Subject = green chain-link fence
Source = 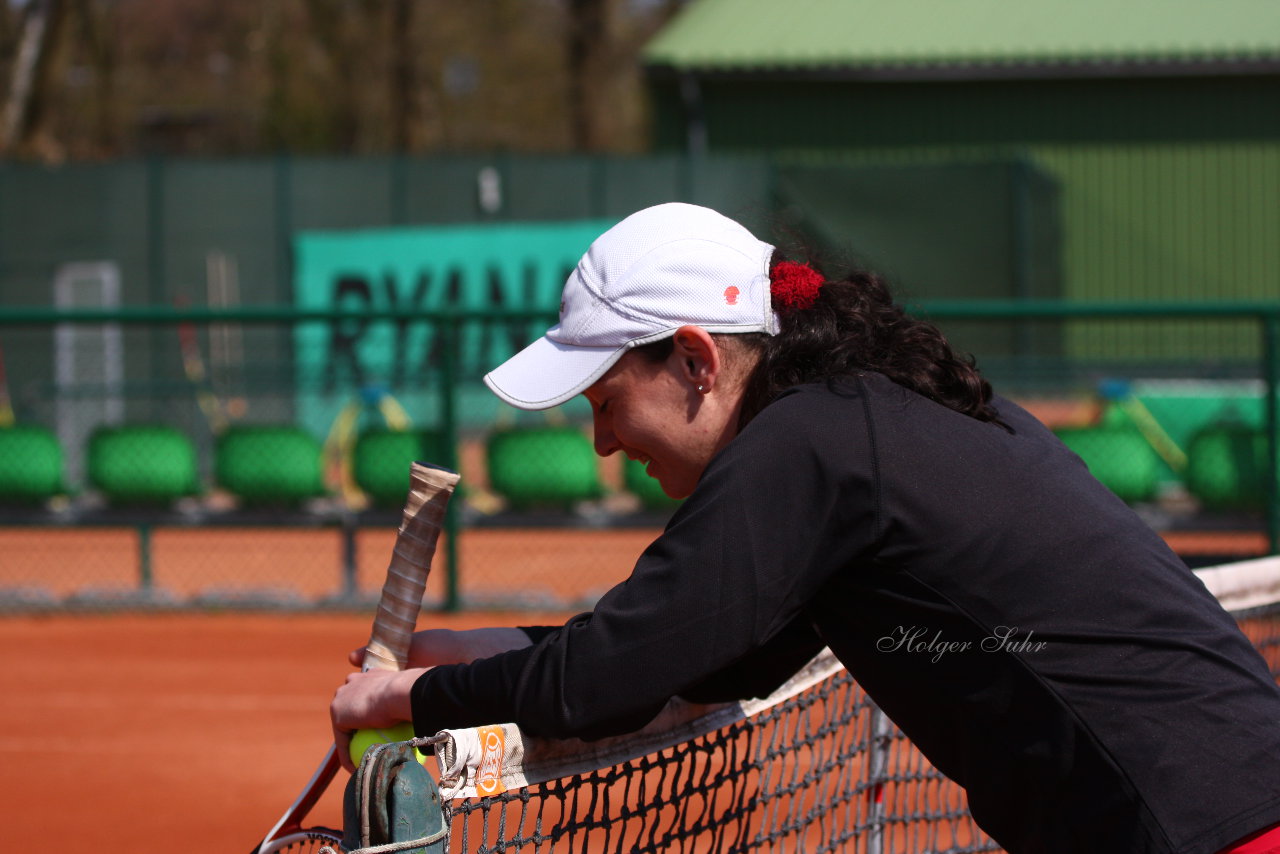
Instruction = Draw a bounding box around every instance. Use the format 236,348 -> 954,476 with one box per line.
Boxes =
0,302 -> 1276,612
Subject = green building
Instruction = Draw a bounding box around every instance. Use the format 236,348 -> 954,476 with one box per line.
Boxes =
644,0 -> 1280,368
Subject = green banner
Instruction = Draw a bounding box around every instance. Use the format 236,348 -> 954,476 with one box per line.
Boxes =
293,219 -> 611,436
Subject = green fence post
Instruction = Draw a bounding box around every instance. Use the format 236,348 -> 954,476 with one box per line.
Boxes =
275,154 -> 294,290
146,157 -> 167,412
1264,311 -> 1280,556
341,514 -> 359,600
1011,157 -> 1035,379
438,313 -> 461,612
137,522 -> 153,593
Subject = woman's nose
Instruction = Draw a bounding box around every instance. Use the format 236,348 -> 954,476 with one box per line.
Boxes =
593,416 -> 618,457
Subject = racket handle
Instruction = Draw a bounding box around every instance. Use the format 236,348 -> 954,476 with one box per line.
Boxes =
363,462 -> 460,673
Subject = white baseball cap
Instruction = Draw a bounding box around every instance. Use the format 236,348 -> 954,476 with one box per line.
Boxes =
484,203 -> 778,410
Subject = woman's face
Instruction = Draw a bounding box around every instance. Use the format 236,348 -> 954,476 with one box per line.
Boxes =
584,331 -> 745,500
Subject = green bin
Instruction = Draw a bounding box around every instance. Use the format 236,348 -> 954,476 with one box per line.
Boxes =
216,425 -> 324,505
88,425 -> 198,504
353,428 -> 446,508
1055,426 -> 1160,504
1185,425 -> 1270,512
486,427 -> 602,509
0,425 -> 64,503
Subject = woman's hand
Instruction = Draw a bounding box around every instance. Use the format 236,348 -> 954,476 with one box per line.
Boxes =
335,628 -> 533,772
331,667 -> 424,773
347,627 -> 533,670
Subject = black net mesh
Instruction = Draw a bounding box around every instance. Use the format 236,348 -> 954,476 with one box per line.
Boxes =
444,671 -> 997,853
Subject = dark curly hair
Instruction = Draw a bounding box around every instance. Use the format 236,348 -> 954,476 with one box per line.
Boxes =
637,256 -> 1005,431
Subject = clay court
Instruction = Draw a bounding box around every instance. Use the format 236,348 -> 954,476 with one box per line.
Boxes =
1,523 -> 647,854
2,612 -> 994,854
0,524 -> 1268,853
1,609 -> 579,853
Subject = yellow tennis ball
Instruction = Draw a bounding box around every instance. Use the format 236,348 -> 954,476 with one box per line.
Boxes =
349,722 -> 426,767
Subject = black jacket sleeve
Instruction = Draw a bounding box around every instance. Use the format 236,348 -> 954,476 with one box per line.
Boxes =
519,614 -> 824,705
677,614 -> 826,704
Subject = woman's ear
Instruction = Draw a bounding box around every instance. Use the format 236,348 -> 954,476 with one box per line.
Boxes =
671,326 -> 720,393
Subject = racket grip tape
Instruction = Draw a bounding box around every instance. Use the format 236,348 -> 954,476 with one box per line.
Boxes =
364,462 -> 460,673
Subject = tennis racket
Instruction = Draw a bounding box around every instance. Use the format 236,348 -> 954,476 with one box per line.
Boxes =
252,461 -> 461,854
175,296 -> 230,434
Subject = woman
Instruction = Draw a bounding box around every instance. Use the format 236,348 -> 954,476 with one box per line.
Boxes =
332,203 -> 1280,853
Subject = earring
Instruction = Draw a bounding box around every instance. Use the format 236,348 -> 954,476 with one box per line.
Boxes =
696,384 -> 706,394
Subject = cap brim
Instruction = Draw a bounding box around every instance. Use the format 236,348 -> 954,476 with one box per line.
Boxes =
484,335 -> 627,410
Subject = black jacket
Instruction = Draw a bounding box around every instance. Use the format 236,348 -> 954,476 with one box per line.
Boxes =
412,373 -> 1280,853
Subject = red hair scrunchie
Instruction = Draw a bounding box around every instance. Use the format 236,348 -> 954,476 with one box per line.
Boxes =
770,260 -> 824,312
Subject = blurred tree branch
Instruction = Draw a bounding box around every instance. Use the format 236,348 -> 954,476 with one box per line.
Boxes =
298,0 -> 365,151
388,0 -> 412,152
71,0 -> 117,155
0,0 -> 688,160
2,0 -> 68,156
567,0 -> 607,151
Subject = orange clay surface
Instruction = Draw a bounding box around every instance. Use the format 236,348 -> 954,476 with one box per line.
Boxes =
2,610 -> 994,854
0,609 -> 574,854
0,518 -> 1265,854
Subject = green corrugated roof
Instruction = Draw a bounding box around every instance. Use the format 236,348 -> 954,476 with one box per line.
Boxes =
643,0 -> 1280,73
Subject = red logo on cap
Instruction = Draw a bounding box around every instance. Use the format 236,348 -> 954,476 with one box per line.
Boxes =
724,286 -> 740,306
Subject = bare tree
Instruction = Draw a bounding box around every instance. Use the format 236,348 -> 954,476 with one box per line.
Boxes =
0,0 -> 683,159
388,0 -> 413,152
0,3 -> 16,64
299,0 -> 368,151
71,0 -> 117,155
566,0 -> 607,151
1,0 -> 68,156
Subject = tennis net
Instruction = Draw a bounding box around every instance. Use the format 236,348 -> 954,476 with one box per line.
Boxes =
419,556 -> 1280,854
